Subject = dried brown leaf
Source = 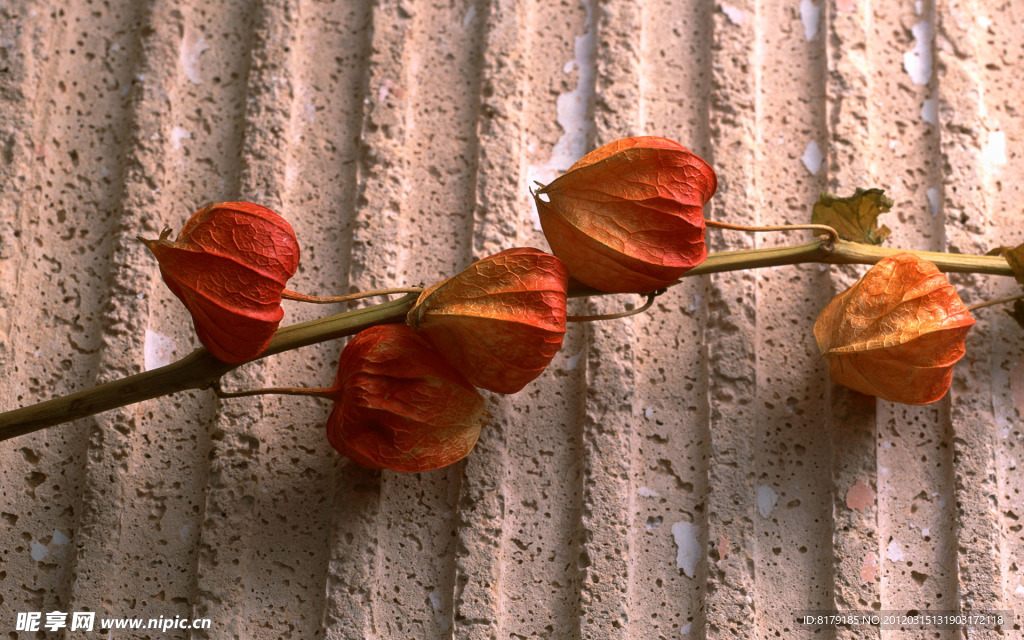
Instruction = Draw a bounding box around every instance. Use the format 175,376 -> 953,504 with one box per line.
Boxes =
811,188 -> 893,245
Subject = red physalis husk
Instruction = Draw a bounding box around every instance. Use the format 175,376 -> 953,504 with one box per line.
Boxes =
141,202 -> 299,363
406,247 -> 569,394
532,136 -> 717,293
814,253 -> 976,405
328,324 -> 486,472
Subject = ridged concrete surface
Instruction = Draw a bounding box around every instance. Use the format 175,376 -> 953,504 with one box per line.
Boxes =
1,1 -> 1022,638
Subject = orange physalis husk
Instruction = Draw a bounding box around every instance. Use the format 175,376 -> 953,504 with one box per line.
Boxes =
814,253 -> 976,405
406,247 -> 569,394
328,324 -> 486,472
141,202 -> 299,363
533,136 -> 717,293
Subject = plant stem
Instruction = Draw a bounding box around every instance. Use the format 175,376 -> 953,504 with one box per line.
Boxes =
567,290 -> 662,322
213,380 -> 337,400
704,219 -> 840,243
966,292 -> 1024,312
0,293 -> 418,442
0,239 -> 1014,442
280,286 -> 423,304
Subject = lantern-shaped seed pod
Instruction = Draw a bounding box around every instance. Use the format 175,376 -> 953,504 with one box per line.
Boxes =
814,252 -> 976,405
140,202 -> 300,363
407,247 -> 569,394
533,136 -> 717,293
328,324 -> 486,472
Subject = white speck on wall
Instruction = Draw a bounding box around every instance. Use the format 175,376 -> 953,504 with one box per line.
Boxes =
638,486 -> 660,498
687,293 -> 703,312
171,126 -> 192,150
802,141 -> 823,174
903,21 -> 934,85
564,348 -> 584,371
180,27 -> 210,85
756,485 -> 778,518
671,521 -> 702,578
30,541 -> 48,561
881,441 -> 893,449
800,0 -> 820,40
920,526 -> 930,538
526,0 -> 595,228
52,530 -> 69,546
977,15 -> 992,29
462,4 -> 476,26
721,3 -> 745,25
915,0 -> 923,14
886,540 -> 904,562
180,525 -> 191,541
920,99 -> 937,124
644,406 -> 654,419
984,130 -> 1007,166
429,591 -> 442,611
926,187 -> 940,216
144,330 -> 176,371
680,622 -> 692,637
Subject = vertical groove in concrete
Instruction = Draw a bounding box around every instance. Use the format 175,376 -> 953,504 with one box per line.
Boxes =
205,0 -> 338,636
869,2 -> 957,634
936,0 -> 1015,634
970,2 -> 1024,630
451,1 -> 518,636
7,0 -> 157,623
750,0 -> 833,636
279,1 -> 377,638
0,0 -> 77,619
352,0 -> 491,636
631,1 -> 715,637
705,2 -> 760,636
824,1 -> 881,635
577,0 -> 640,636
187,0 -> 273,634
316,2 -> 387,636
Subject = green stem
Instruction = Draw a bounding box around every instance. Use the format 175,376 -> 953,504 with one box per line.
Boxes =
0,293 -> 418,441
0,239 -> 1014,442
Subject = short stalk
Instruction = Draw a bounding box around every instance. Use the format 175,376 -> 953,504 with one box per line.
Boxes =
966,292 -> 1024,312
704,219 -> 840,244
567,290 -> 663,322
212,380 -> 336,400
281,286 -> 423,304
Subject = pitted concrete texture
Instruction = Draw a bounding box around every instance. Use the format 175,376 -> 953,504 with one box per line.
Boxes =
1,1 -> 1023,638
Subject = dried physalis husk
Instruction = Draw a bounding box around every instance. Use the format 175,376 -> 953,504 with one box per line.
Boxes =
407,247 -> 569,394
814,253 -> 976,405
328,324 -> 486,472
140,202 -> 300,363
533,136 -> 717,293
